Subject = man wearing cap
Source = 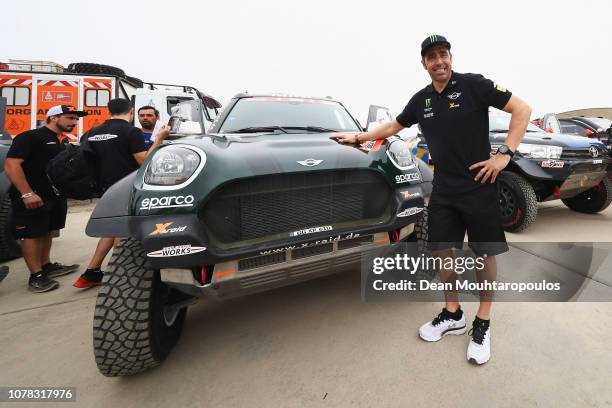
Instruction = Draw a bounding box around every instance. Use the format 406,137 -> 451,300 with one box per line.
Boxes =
4,105 -> 86,292
334,35 -> 532,364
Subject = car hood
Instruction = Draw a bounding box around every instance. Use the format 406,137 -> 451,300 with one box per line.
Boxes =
178,132 -> 377,173
490,131 -> 605,148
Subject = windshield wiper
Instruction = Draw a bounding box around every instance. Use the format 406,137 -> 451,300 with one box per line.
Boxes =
225,126 -> 289,134
280,126 -> 338,133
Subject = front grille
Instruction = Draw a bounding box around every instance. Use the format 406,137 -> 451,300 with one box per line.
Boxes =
238,252 -> 286,271
201,170 -> 393,245
293,243 -> 333,259
561,147 -> 605,160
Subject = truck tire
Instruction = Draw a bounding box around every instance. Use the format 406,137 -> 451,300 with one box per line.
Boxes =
93,238 -> 187,377
66,62 -> 126,78
497,171 -> 538,233
124,75 -> 144,88
562,177 -> 612,214
0,195 -> 21,260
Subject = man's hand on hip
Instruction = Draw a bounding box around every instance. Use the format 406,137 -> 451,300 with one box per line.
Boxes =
469,154 -> 511,184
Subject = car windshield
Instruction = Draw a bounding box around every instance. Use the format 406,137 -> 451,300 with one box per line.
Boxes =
489,115 -> 542,133
587,117 -> 612,130
219,97 -> 361,133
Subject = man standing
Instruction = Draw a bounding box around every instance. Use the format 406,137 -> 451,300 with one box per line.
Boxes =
137,105 -> 160,148
73,98 -> 169,288
334,35 -> 531,364
4,105 -> 85,292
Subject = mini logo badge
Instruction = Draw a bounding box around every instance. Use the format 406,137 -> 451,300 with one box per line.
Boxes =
147,245 -> 206,258
495,84 -> 507,93
447,92 -> 462,100
297,158 -> 323,167
589,146 -> 600,158
449,102 -> 460,109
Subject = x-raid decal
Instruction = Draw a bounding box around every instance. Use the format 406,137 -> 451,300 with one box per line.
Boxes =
260,232 -> 361,255
149,222 -> 187,236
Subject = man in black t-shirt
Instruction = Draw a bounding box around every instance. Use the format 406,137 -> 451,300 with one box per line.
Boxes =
73,98 -> 170,289
334,35 -> 532,365
4,105 -> 86,292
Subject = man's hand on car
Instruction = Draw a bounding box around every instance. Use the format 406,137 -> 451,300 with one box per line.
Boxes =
331,133 -> 361,144
156,124 -> 171,141
23,193 -> 44,209
469,153 -> 511,184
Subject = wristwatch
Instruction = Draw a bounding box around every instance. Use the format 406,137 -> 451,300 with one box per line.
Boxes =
497,144 -> 515,158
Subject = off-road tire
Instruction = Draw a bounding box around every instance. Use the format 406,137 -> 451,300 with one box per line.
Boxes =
66,62 -> 126,78
497,171 -> 538,233
0,195 -> 21,260
93,238 -> 186,377
562,177 -> 612,214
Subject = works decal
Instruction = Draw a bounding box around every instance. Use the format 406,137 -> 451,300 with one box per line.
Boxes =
260,233 -> 361,255
289,225 -> 333,237
140,195 -> 195,210
397,207 -> 424,217
147,245 -> 206,258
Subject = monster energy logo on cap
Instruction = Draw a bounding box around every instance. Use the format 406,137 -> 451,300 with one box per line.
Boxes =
421,34 -> 451,56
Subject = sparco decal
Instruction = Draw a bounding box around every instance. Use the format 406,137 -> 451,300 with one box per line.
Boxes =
289,225 -> 333,237
395,173 -> 421,184
140,195 -> 195,210
397,207 -> 424,217
260,233 -> 361,255
147,245 -> 206,258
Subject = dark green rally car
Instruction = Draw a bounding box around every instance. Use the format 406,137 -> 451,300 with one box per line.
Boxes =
86,94 -> 433,376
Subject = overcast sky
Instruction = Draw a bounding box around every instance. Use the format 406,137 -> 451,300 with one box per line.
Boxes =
3,0 -> 611,128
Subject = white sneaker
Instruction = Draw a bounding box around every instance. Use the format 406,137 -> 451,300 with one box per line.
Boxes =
419,308 -> 467,342
467,319 -> 491,365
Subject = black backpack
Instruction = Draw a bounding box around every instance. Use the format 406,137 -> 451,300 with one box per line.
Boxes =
47,139 -> 99,200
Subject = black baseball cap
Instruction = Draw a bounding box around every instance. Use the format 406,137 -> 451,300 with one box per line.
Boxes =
421,34 -> 451,57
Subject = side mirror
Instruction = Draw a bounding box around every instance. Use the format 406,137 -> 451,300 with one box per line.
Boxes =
177,121 -> 202,134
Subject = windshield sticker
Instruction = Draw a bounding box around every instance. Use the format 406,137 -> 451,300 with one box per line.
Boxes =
245,96 -> 336,105
360,139 -> 384,152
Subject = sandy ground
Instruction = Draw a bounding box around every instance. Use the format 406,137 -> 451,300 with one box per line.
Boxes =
0,200 -> 611,408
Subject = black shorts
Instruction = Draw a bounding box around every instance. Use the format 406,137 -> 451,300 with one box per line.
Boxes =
427,184 -> 508,257
10,194 -> 68,239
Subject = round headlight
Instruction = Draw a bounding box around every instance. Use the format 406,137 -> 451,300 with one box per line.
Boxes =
387,139 -> 415,169
144,146 -> 203,186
